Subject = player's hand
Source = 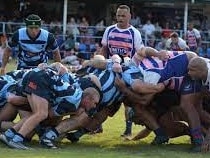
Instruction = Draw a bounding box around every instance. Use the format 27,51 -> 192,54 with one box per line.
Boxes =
112,62 -> 122,73
157,50 -> 170,61
82,60 -> 91,68
114,76 -> 126,90
0,67 -> 6,75
58,65 -> 69,75
157,83 -> 165,92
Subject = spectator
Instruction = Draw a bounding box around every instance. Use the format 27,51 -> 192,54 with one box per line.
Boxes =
0,33 -> 7,66
165,32 -> 189,51
67,17 -> 80,41
142,19 -> 155,37
185,22 -> 201,54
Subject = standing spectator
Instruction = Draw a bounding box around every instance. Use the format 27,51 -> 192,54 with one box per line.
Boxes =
186,22 -> 201,54
162,22 -> 172,39
100,4 -> 144,137
95,19 -> 106,44
0,14 -> 61,74
142,20 -> 155,37
165,32 -> 189,51
0,33 -> 7,66
154,22 -> 162,39
79,16 -> 89,44
130,13 -> 141,28
67,17 -> 80,41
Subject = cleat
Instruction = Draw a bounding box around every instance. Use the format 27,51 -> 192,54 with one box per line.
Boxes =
40,137 -> 57,149
89,127 -> 103,135
66,133 -> 79,143
7,140 -> 29,150
0,134 -> 10,146
121,130 -> 131,137
151,136 -> 169,145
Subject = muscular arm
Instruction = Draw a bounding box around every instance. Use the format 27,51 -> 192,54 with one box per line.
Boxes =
132,80 -> 165,94
83,59 -> 107,69
136,47 -> 169,61
115,77 -> 154,106
55,109 -> 90,134
100,45 -> 108,58
137,47 -> 159,58
53,49 -> 61,62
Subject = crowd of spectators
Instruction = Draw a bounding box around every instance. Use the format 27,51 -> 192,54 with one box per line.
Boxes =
0,6 -> 210,64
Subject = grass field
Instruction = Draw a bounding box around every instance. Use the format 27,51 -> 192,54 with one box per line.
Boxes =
0,60 -> 210,158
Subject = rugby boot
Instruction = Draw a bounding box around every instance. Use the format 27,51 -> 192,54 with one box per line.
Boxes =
7,139 -> 29,150
40,137 -> 57,149
66,128 -> 89,143
39,128 -> 59,149
151,135 -> 169,145
7,133 -> 30,150
66,132 -> 80,143
0,134 -> 10,146
121,120 -> 132,137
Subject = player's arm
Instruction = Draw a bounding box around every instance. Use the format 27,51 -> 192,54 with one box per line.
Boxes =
136,47 -> 169,61
131,80 -> 165,94
115,76 -> 153,105
82,59 -> 107,69
100,45 -> 108,58
53,49 -> 62,62
47,33 -> 61,62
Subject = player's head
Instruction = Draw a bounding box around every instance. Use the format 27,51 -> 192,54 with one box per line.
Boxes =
188,57 -> 207,80
25,14 -> 41,28
116,5 -> 131,29
25,14 -> 41,38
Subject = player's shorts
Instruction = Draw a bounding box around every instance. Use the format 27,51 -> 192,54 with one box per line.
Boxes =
22,70 -> 54,102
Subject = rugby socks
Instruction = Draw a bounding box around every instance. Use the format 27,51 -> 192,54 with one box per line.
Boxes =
4,128 -> 16,139
44,128 -> 59,140
124,120 -> 132,135
190,127 -> 204,145
154,127 -> 167,137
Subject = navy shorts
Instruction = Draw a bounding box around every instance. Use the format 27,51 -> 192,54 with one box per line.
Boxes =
22,70 -> 54,102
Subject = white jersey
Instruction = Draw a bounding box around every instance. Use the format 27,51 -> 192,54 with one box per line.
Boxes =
101,24 -> 144,58
165,37 -> 189,51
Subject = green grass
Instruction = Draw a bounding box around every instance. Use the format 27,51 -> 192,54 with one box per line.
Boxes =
0,60 -> 209,157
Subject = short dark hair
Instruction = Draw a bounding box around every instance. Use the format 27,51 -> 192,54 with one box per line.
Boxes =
170,32 -> 178,38
117,5 -> 130,12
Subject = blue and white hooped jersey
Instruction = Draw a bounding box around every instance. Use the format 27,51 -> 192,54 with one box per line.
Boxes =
0,75 -> 17,108
9,28 -> 58,69
83,66 -> 123,108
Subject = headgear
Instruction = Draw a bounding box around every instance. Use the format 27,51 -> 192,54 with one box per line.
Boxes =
25,14 -> 41,28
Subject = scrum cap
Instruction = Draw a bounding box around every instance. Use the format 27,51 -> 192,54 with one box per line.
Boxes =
25,14 -> 41,28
